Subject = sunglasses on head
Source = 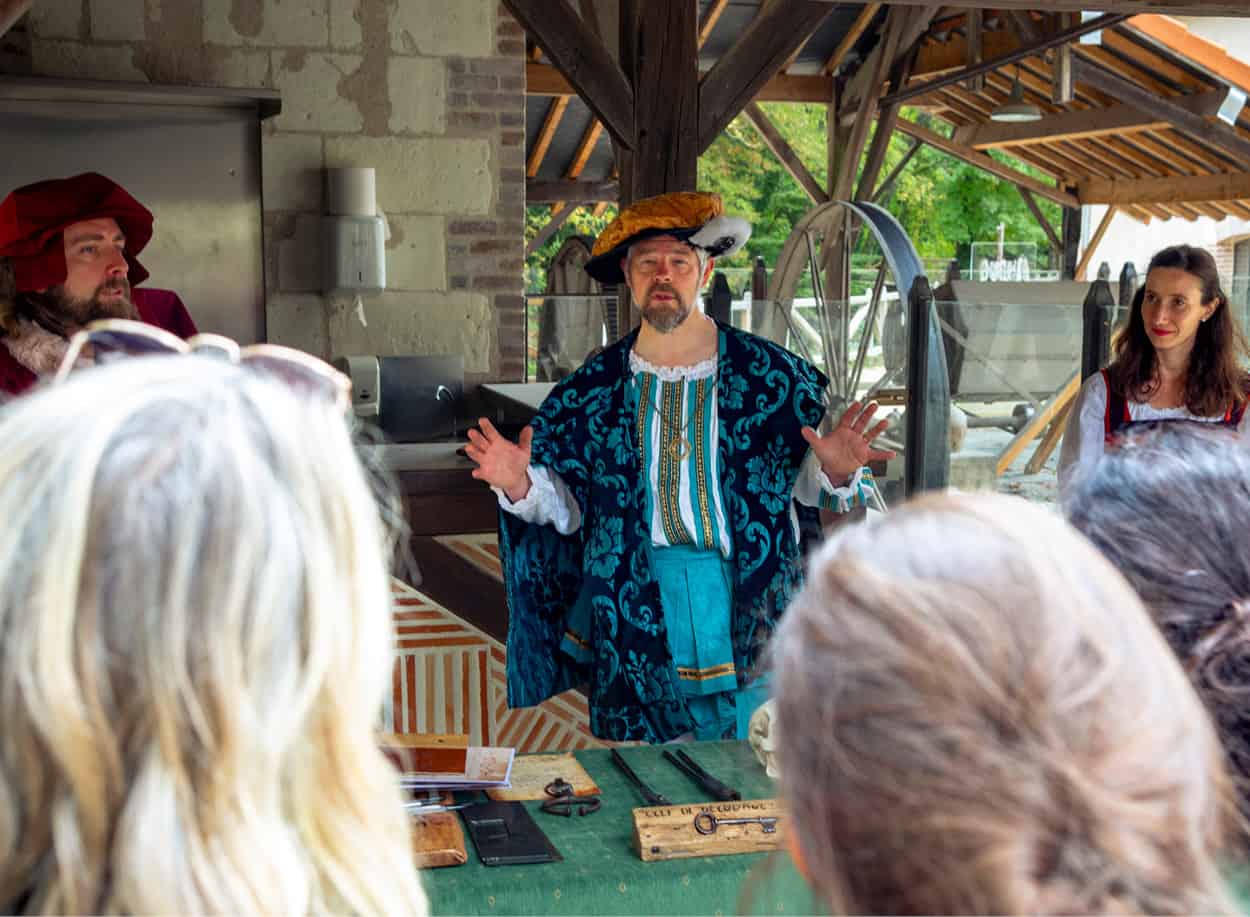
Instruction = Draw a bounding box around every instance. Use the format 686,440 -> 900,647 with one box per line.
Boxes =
54,319 -> 351,412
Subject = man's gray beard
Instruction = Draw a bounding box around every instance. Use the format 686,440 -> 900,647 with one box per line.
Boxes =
640,297 -> 693,334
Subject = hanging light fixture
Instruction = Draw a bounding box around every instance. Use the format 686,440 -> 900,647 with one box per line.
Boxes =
990,66 -> 1043,123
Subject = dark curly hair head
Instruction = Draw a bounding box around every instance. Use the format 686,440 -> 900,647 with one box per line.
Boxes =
1068,420 -> 1250,847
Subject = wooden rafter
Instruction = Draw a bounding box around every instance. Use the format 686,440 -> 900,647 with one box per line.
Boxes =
911,27 -> 1028,79
549,118 -> 604,216
527,96 -> 570,178
743,102 -> 829,204
698,0 -> 835,152
1017,187 -> 1061,253
872,138 -> 923,202
823,2 -> 882,75
813,1 -> 1247,13
526,61 -> 833,104
1075,206 -> 1118,280
502,0 -> 634,148
697,0 -> 730,49
1079,170 -> 1250,205
857,13 -> 931,200
950,91 -> 1227,150
1072,58 -> 1250,165
566,120 -> 603,180
0,0 -> 31,38
1124,14 -> 1250,96
834,7 -> 904,199
576,0 -> 602,40
894,117 -> 1079,207
964,8 -> 985,93
1100,29 -> 1205,93
841,8 -> 938,115
881,12 -> 1128,107
526,205 -> 581,256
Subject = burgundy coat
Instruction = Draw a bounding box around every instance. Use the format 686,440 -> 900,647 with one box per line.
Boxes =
0,288 -> 198,396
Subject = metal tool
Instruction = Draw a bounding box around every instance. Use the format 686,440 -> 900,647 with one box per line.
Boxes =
662,749 -> 741,801
539,778 -> 602,817
405,800 -> 475,814
610,748 -> 672,807
692,812 -> 779,835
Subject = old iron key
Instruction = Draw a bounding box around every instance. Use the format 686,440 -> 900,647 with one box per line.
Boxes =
693,812 -> 779,835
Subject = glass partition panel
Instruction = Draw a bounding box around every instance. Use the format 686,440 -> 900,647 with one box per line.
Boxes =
525,294 -> 617,382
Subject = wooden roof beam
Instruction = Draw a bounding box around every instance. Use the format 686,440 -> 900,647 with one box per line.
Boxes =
698,0 -> 835,152
698,0 -> 731,49
527,96 -> 570,177
1073,57 -> 1250,166
823,2 -> 882,75
526,205 -> 581,256
0,0 -> 31,38
1079,169 -> 1250,205
1123,15 -> 1250,97
809,1 -> 1247,14
502,0 -> 634,149
1017,187 -> 1062,253
911,27 -> 1028,79
894,117 -> 1079,207
1075,205 -> 1118,281
525,61 -> 833,104
743,102 -> 830,204
951,91 -> 1226,150
881,12 -> 1128,107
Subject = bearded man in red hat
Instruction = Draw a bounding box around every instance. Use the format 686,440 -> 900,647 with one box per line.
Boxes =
0,172 -> 197,396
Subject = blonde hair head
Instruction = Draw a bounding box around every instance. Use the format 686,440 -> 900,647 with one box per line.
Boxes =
773,492 -> 1237,915
0,356 -> 426,915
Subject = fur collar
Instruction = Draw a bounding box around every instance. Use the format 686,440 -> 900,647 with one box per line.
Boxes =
1,318 -> 74,377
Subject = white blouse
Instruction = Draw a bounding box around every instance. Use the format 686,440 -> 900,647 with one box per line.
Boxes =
495,352 -> 875,553
1057,371 -> 1249,505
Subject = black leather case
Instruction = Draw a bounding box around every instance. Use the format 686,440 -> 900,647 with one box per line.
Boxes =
461,801 -> 563,866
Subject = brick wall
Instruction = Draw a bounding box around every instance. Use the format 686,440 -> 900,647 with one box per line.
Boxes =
1,0 -> 526,381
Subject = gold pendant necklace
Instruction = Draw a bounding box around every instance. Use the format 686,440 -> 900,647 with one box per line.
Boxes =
649,372 -> 716,463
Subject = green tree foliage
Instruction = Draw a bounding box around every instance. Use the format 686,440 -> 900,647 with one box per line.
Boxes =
524,103 -> 1063,293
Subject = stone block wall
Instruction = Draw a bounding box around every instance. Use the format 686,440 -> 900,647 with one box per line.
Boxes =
2,0 -> 526,380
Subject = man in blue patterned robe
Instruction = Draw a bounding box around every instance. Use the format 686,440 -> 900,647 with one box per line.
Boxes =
467,192 -> 892,742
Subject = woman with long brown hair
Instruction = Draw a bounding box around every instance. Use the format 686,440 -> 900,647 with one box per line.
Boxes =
1058,244 -> 1250,504
772,492 -> 1240,915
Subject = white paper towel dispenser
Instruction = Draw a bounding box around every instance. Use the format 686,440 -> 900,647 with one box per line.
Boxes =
322,166 -> 386,295
322,216 -> 386,293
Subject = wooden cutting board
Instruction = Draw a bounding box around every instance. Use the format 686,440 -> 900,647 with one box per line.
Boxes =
632,798 -> 784,861
412,811 -> 468,868
486,753 -> 600,801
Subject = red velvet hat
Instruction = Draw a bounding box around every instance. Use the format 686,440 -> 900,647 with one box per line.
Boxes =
0,172 -> 153,292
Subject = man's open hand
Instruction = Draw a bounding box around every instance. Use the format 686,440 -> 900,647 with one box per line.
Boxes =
800,400 -> 896,482
465,418 -> 533,503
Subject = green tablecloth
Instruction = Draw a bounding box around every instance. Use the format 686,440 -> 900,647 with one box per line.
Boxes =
420,740 -> 825,916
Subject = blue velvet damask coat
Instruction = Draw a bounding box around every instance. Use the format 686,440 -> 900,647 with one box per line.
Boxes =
499,321 -> 828,742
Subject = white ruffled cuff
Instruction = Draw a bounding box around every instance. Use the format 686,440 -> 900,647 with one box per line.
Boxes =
493,465 -> 582,535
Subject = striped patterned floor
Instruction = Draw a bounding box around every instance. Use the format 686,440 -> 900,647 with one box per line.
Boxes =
387,578 -> 604,752
433,533 -> 502,581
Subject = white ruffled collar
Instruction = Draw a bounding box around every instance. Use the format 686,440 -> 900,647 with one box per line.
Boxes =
628,350 -> 718,382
